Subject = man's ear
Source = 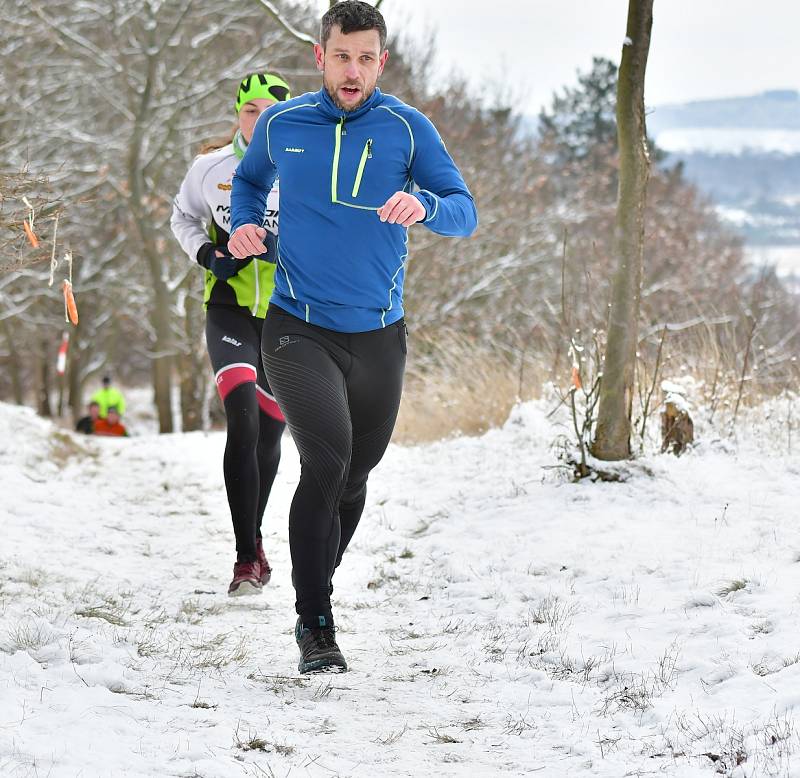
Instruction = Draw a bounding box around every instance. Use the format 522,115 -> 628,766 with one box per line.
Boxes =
377,49 -> 389,76
314,43 -> 325,72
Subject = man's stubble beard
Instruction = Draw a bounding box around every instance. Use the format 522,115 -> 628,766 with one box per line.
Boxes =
323,72 -> 378,113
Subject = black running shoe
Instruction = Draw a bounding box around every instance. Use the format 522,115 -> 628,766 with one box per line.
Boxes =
295,617 -> 348,674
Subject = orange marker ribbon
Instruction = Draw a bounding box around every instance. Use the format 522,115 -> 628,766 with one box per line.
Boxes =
23,220 -> 39,248
62,280 -> 79,325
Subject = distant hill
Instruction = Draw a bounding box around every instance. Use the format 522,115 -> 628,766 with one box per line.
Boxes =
645,91 -> 800,247
648,90 -> 800,134
648,90 -> 800,156
521,91 -> 800,247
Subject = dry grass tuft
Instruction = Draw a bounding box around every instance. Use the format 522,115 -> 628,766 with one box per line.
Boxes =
393,328 -> 540,444
49,430 -> 94,466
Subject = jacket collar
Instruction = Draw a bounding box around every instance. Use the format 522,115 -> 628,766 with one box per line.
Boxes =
316,86 -> 383,121
232,129 -> 247,160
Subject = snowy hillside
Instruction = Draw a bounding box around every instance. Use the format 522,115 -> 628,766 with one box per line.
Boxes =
643,90 -> 800,251
2,401 -> 800,777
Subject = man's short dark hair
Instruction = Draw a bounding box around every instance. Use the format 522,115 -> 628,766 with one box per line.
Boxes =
320,1 -> 387,51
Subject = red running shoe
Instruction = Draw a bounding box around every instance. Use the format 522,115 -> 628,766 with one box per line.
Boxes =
227,560 -> 263,597
256,538 -> 272,585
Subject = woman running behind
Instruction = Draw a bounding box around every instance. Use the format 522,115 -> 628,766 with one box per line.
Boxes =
171,72 -> 291,596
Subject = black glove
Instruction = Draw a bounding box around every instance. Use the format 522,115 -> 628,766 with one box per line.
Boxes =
253,231 -> 278,264
196,243 -> 250,280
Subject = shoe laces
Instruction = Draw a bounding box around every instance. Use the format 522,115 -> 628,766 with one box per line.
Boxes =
300,624 -> 338,648
314,626 -> 338,649
233,560 -> 259,577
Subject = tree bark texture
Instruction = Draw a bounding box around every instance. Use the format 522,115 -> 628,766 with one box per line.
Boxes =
179,290 -> 207,432
128,24 -> 174,434
592,0 -> 653,460
67,335 -> 83,422
38,337 -> 53,418
2,320 -> 25,405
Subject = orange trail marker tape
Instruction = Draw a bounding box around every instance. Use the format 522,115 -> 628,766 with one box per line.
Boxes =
23,220 -> 39,248
62,280 -> 79,325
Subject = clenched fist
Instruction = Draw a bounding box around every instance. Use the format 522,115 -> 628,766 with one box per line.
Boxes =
377,192 -> 426,227
229,224 -> 268,258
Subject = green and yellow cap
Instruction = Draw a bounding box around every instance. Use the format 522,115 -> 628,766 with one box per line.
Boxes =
235,72 -> 291,113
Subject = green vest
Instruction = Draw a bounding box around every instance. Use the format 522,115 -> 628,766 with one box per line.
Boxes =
91,386 -> 126,417
203,130 -> 276,318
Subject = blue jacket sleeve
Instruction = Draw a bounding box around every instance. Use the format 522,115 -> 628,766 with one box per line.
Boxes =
231,110 -> 278,234
407,111 -> 478,237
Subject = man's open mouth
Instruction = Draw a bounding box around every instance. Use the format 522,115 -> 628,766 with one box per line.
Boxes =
341,85 -> 361,99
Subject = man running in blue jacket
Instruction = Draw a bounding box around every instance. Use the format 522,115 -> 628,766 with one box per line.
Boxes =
229,0 -> 477,674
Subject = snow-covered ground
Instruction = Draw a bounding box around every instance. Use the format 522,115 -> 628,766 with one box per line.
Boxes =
2,399 -> 800,777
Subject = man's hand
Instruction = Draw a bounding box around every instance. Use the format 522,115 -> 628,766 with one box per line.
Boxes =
377,192 -> 426,227
229,224 -> 268,258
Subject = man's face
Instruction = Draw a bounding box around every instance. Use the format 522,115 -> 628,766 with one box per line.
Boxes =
315,26 -> 388,112
89,404 -> 100,420
107,410 -> 119,425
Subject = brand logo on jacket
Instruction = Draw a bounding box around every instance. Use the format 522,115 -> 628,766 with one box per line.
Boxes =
285,147 -> 305,154
222,335 -> 242,347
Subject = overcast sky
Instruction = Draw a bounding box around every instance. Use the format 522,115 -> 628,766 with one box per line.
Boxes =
370,0 -> 800,116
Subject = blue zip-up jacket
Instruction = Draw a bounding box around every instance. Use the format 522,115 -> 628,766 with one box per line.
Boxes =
231,87 -> 478,332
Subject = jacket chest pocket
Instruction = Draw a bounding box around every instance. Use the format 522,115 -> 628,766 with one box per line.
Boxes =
350,138 -> 372,198
331,120 -> 387,210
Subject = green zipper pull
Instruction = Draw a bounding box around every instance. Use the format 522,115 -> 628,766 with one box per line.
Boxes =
352,138 -> 373,198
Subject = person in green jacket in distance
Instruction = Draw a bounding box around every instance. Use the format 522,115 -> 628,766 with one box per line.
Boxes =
91,375 -> 126,419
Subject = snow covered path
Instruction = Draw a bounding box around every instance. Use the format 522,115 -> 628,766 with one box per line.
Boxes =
2,402 -> 800,777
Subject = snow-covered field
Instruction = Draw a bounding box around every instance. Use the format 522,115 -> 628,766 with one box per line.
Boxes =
2,399 -> 800,777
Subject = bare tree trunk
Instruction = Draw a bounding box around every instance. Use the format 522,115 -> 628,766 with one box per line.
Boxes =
67,337 -> 83,421
592,0 -> 653,461
149,271 -> 175,433
56,373 -> 66,417
152,348 -> 174,432
38,337 -> 53,418
128,24 -> 174,434
2,320 -> 25,404
179,290 -> 207,432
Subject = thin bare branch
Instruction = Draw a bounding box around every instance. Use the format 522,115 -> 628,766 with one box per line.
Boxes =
251,0 -> 316,46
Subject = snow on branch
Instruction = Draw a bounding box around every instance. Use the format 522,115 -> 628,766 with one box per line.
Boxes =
27,2 -> 124,74
252,0 -> 316,46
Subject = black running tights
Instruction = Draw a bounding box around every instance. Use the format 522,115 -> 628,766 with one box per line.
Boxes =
262,305 -> 406,626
